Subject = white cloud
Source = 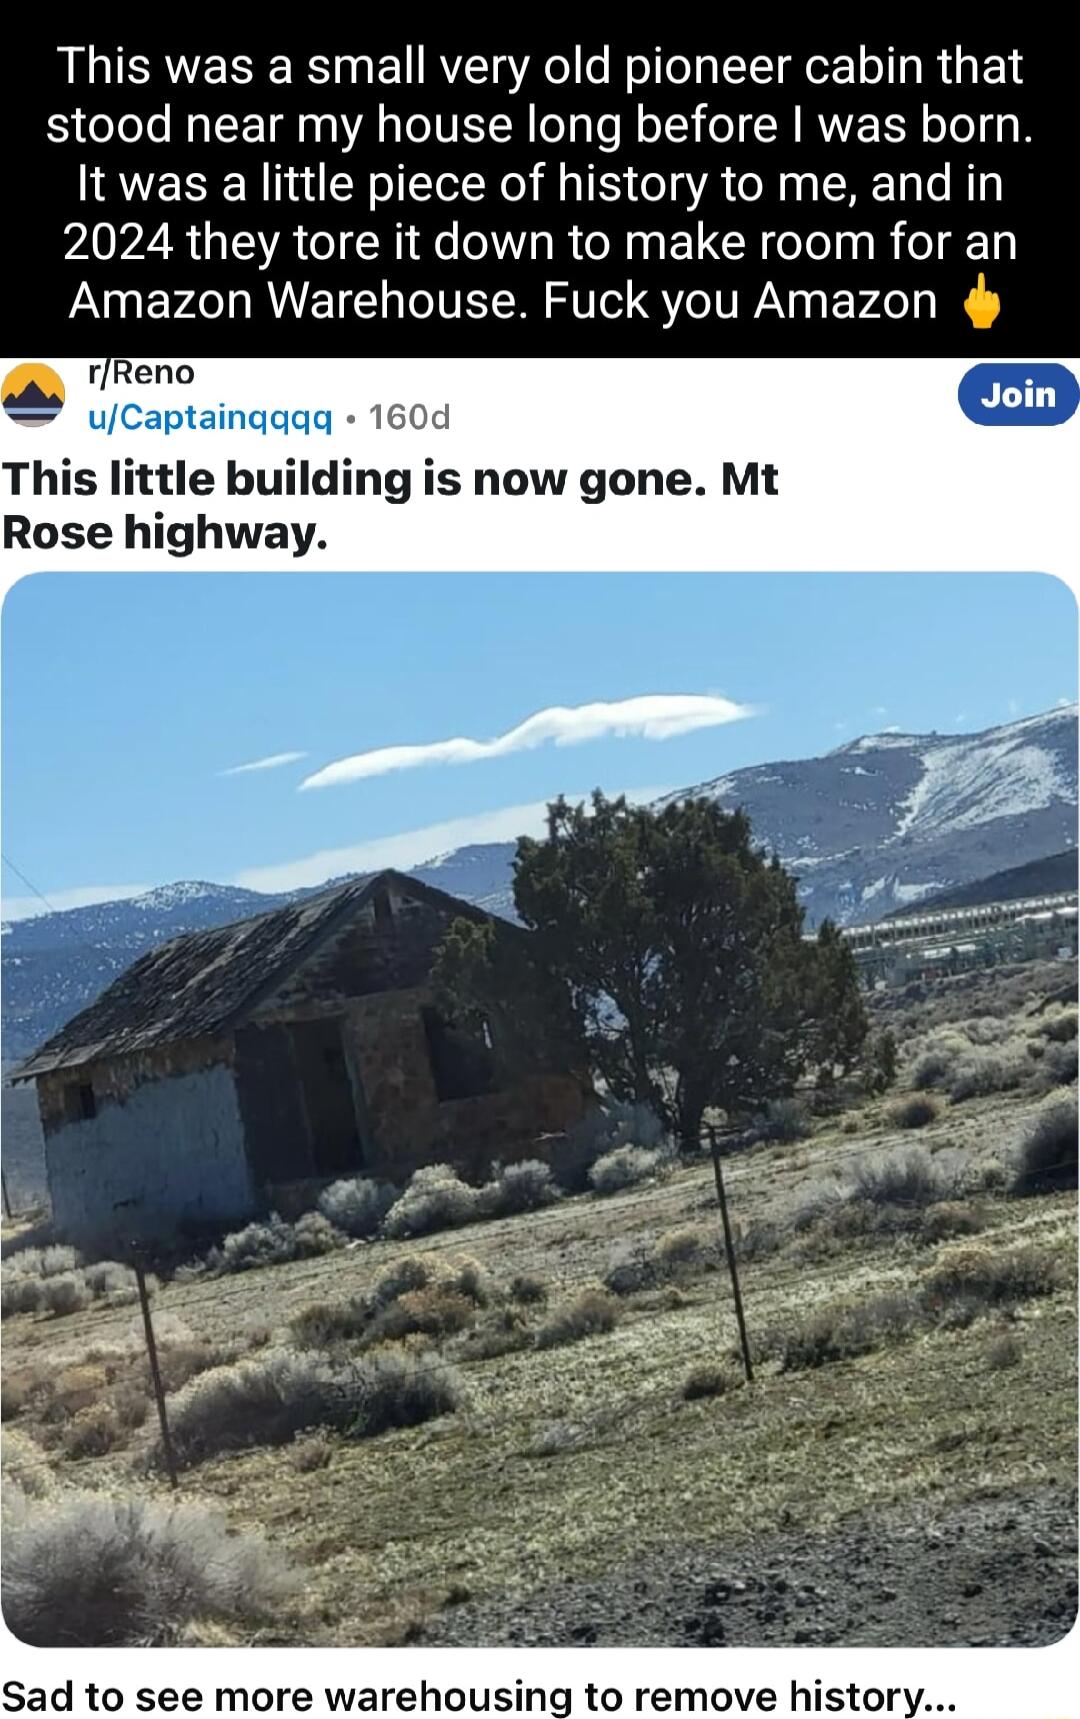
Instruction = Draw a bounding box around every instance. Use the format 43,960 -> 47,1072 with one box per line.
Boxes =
232,788 -> 672,895
2,882 -> 154,923
300,694 -> 755,791
220,751 -> 308,777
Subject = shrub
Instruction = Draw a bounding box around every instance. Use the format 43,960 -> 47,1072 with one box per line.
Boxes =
484,1159 -> 559,1216
887,1094 -> 939,1131
920,1245 -> 1061,1319
752,1098 -> 812,1143
290,1211 -> 345,1258
986,1331 -> 1022,1371
602,1250 -> 656,1297
213,1214 -> 301,1273
911,1048 -> 955,1091
776,1292 -> 920,1372
369,1255 -> 433,1308
947,1053 -> 1026,1103
348,1349 -> 462,1437
81,1260 -> 138,1301
1012,1098 -> 1078,1194
157,1349 -> 346,1469
920,1201 -> 987,1244
852,1149 -> 951,1208
288,1298 -> 368,1349
1031,1040 -> 1079,1093
509,1273 -> 548,1305
558,1101 -> 666,1190
1,1429 -> 54,1498
317,1176 -> 397,1239
2,1487 -> 293,1645
1040,1010 -> 1078,1044
61,1403 -> 122,1460
733,1218 -> 783,1262
682,1363 -> 734,1401
289,1428 -> 335,1472
383,1165 -> 484,1239
588,1145 -> 664,1196
1,1275 -> 44,1319
655,1225 -> 713,1275
41,1274 -> 91,1317
535,1289 -> 620,1350
364,1286 -> 477,1346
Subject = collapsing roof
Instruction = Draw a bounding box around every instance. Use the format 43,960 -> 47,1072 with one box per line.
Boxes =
15,870 -> 495,1082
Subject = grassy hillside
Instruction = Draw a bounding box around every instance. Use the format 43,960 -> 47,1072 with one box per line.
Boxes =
3,961 -> 1076,1647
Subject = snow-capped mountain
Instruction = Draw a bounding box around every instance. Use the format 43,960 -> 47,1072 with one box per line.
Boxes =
2,707 -> 1075,1069
658,705 -> 1077,925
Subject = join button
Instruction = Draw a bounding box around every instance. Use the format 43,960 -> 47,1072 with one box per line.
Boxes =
958,363 -> 1079,425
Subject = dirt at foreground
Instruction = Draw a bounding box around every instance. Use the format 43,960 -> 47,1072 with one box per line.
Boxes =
423,1483 -> 1078,1647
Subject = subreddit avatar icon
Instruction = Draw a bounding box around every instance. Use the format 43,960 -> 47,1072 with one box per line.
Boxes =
2,362 -> 65,427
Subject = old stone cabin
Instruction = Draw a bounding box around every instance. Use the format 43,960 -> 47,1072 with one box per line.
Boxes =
15,871 -> 588,1249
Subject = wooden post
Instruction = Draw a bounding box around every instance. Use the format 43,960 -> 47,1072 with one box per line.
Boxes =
1,1169 -> 12,1220
134,1258 -> 178,1490
708,1126 -> 754,1383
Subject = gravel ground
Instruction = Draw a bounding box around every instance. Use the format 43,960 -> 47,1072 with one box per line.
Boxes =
424,1483 -> 1078,1647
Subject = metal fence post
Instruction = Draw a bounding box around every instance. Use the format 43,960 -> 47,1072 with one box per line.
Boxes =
708,1126 -> 754,1384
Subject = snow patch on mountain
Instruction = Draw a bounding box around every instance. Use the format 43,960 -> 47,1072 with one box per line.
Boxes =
896,731 -> 1076,840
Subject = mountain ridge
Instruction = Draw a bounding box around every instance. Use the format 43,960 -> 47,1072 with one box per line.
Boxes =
3,705 -> 1075,1066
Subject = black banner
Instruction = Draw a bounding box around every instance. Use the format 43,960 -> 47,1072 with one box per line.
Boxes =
2,28 -> 1071,357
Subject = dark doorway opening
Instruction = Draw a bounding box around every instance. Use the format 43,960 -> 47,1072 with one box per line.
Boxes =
289,1018 -> 366,1174
421,1008 -> 498,1102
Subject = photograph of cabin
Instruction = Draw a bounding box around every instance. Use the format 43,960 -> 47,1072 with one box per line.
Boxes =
14,872 -> 589,1249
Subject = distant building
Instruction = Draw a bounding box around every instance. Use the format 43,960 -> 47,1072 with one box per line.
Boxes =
839,891 -> 1079,987
14,872 -> 589,1248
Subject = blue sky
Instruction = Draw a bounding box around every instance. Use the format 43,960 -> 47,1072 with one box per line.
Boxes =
2,572 -> 1075,918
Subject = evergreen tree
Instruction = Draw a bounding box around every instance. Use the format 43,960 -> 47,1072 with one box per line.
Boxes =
435,792 -> 868,1151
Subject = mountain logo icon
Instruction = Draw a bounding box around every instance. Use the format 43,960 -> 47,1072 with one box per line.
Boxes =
3,362 -> 65,428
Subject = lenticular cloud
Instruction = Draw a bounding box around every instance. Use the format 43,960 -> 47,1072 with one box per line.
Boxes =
300,694 -> 754,790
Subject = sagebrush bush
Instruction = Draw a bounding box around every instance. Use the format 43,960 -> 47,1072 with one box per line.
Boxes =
383,1165 -> 484,1238
2,1487 -> 293,1646
369,1255 -> 433,1308
776,1292 -> 920,1372
655,1225 -> 713,1274
157,1349 -> 346,1468
1,1429 -> 54,1498
947,1053 -> 1026,1103
682,1363 -> 735,1401
484,1159 -> 560,1216
288,1298 -> 368,1349
887,1094 -> 940,1131
349,1349 -> 462,1437
1040,1010 -> 1078,1044
211,1214 -> 301,1273
509,1273 -> 548,1305
558,1100 -> 666,1190
61,1403 -> 122,1460
291,1211 -> 346,1258
317,1176 -> 397,1239
852,1149 -> 951,1208
1012,1098 -> 1078,1194
751,1097 -> 812,1143
364,1286 -> 477,1346
535,1289 -> 620,1350
1,1275 -> 44,1319
911,1047 -> 955,1091
588,1144 -> 664,1196
41,1274 -> 91,1317
920,1245 -> 1061,1317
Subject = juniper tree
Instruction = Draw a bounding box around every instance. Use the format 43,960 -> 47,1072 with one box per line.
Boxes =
435,792 -> 867,1151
